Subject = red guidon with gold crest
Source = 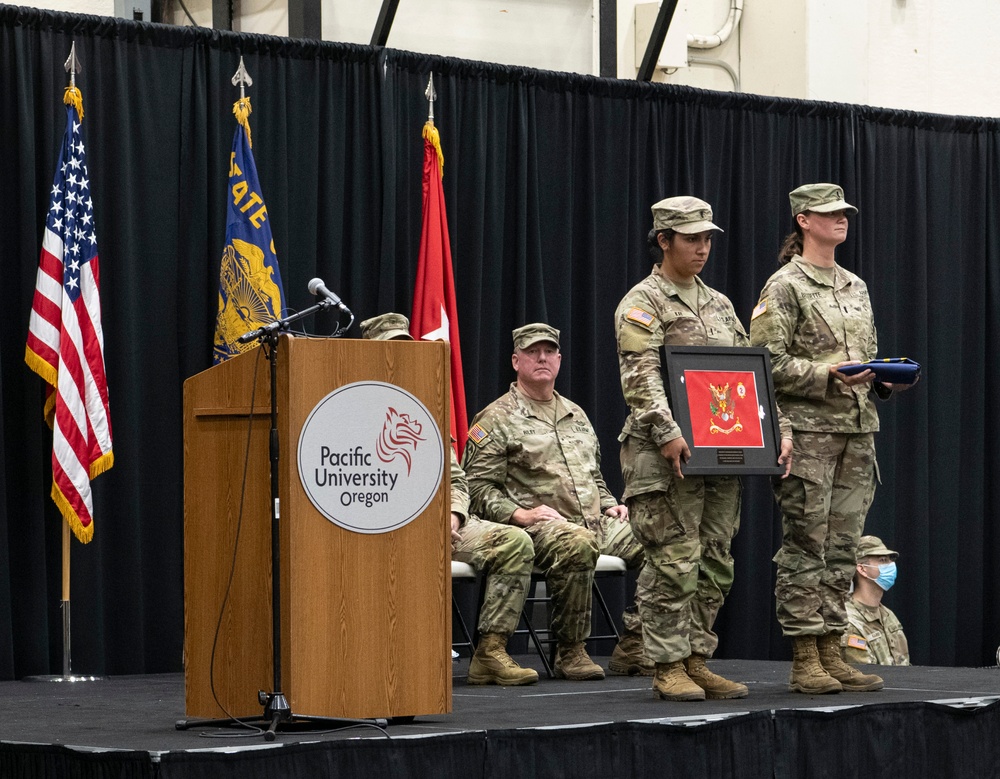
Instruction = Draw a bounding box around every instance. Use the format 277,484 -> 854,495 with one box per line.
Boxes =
660,346 -> 785,476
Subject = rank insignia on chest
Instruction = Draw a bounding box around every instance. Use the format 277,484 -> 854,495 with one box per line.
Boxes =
468,423 -> 490,445
751,299 -> 767,320
847,634 -> 867,650
626,307 -> 655,327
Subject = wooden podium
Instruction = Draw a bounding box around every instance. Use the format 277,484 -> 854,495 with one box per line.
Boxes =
182,334 -> 451,720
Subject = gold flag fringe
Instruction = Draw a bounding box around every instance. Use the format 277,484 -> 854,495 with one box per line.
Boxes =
24,346 -> 58,429
423,121 -> 444,177
52,482 -> 94,544
233,96 -> 253,148
63,85 -> 84,120
90,450 -> 114,479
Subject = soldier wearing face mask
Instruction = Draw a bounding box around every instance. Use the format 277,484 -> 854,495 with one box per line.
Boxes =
842,535 -> 910,666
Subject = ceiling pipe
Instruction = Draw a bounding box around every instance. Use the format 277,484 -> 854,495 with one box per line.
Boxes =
688,0 -> 743,50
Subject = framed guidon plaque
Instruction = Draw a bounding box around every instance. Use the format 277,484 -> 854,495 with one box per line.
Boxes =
660,345 -> 784,476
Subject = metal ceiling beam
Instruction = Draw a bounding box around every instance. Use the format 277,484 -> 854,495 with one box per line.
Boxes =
599,0 -> 617,78
288,0 -> 322,39
212,0 -> 231,30
637,0 -> 679,82
371,0 -> 401,47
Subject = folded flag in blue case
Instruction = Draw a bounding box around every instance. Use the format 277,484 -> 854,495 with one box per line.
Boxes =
837,358 -> 920,384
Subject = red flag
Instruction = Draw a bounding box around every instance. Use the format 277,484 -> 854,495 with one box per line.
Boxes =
24,85 -> 113,544
411,122 -> 468,457
684,370 -> 764,449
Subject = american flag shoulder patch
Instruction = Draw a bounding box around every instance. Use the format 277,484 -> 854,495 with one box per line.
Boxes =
847,634 -> 867,650
468,423 -> 489,445
626,307 -> 655,328
751,299 -> 768,320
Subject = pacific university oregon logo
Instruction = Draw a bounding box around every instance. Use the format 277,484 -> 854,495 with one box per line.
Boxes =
297,382 -> 444,534
376,408 -> 426,475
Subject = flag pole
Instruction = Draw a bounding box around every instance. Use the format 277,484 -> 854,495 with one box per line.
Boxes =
60,42 -> 78,682
61,522 -> 72,676
24,41 -> 104,684
177,58 -> 377,737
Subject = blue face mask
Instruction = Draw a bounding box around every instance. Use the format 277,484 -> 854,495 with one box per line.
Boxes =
864,561 -> 897,591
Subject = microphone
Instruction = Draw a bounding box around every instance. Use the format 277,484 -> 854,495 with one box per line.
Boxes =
308,277 -> 351,314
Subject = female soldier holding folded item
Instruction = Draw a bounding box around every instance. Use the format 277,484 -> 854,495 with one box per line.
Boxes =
749,183 -> 910,696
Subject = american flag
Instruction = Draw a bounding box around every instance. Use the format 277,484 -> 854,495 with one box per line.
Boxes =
24,87 -> 113,544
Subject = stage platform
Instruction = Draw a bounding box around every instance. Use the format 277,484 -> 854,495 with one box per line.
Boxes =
3,657 -> 1000,777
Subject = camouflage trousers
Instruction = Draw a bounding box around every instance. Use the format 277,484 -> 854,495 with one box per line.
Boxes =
452,517 -> 533,636
772,431 -> 876,637
626,476 -> 742,664
585,513 -> 645,635
522,519 -> 600,643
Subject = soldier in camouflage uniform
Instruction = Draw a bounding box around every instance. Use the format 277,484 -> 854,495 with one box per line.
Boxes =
361,313 -> 538,686
462,323 -> 650,681
615,196 -> 793,701
749,183 -> 907,694
842,535 -> 910,666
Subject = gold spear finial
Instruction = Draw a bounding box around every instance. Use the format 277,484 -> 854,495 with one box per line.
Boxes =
425,72 -> 436,123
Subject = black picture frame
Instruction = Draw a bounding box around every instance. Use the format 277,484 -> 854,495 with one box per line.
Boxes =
660,345 -> 784,476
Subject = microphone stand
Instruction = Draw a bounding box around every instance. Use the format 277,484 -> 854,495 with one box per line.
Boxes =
177,300 -> 385,740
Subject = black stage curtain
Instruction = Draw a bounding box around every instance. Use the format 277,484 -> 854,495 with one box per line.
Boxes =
485,716 -> 774,779
0,743 -> 153,779
1,5 -> 998,679
773,699 -> 1000,778
157,732 -> 487,779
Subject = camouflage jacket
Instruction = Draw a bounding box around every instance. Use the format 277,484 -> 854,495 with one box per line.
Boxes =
750,256 -> 880,433
450,447 -> 469,525
462,383 -> 618,525
616,267 -> 781,446
843,597 -> 910,666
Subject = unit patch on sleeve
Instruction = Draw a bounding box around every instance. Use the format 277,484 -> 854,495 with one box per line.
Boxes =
751,299 -> 768,320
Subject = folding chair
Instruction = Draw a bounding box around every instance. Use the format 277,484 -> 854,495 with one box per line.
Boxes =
451,560 -> 479,658
515,554 -> 626,678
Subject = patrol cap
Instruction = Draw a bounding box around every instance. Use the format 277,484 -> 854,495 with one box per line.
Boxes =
789,183 -> 858,217
651,196 -> 723,234
513,323 -> 560,350
856,535 -> 898,562
359,312 -> 413,341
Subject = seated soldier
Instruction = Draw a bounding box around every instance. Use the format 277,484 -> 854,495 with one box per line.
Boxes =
462,323 -> 652,681
360,313 -> 538,685
842,535 -> 910,666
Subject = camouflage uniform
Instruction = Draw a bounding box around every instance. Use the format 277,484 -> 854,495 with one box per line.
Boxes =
616,268 -> 782,663
450,449 -> 534,635
462,383 -> 643,643
842,598 -> 910,666
750,256 -> 881,637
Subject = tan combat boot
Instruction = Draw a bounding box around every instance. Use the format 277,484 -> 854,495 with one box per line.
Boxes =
817,633 -> 884,691
554,642 -> 605,680
608,631 -> 655,676
684,654 -> 748,699
789,636 -> 842,694
652,660 -> 706,701
467,633 -> 539,686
